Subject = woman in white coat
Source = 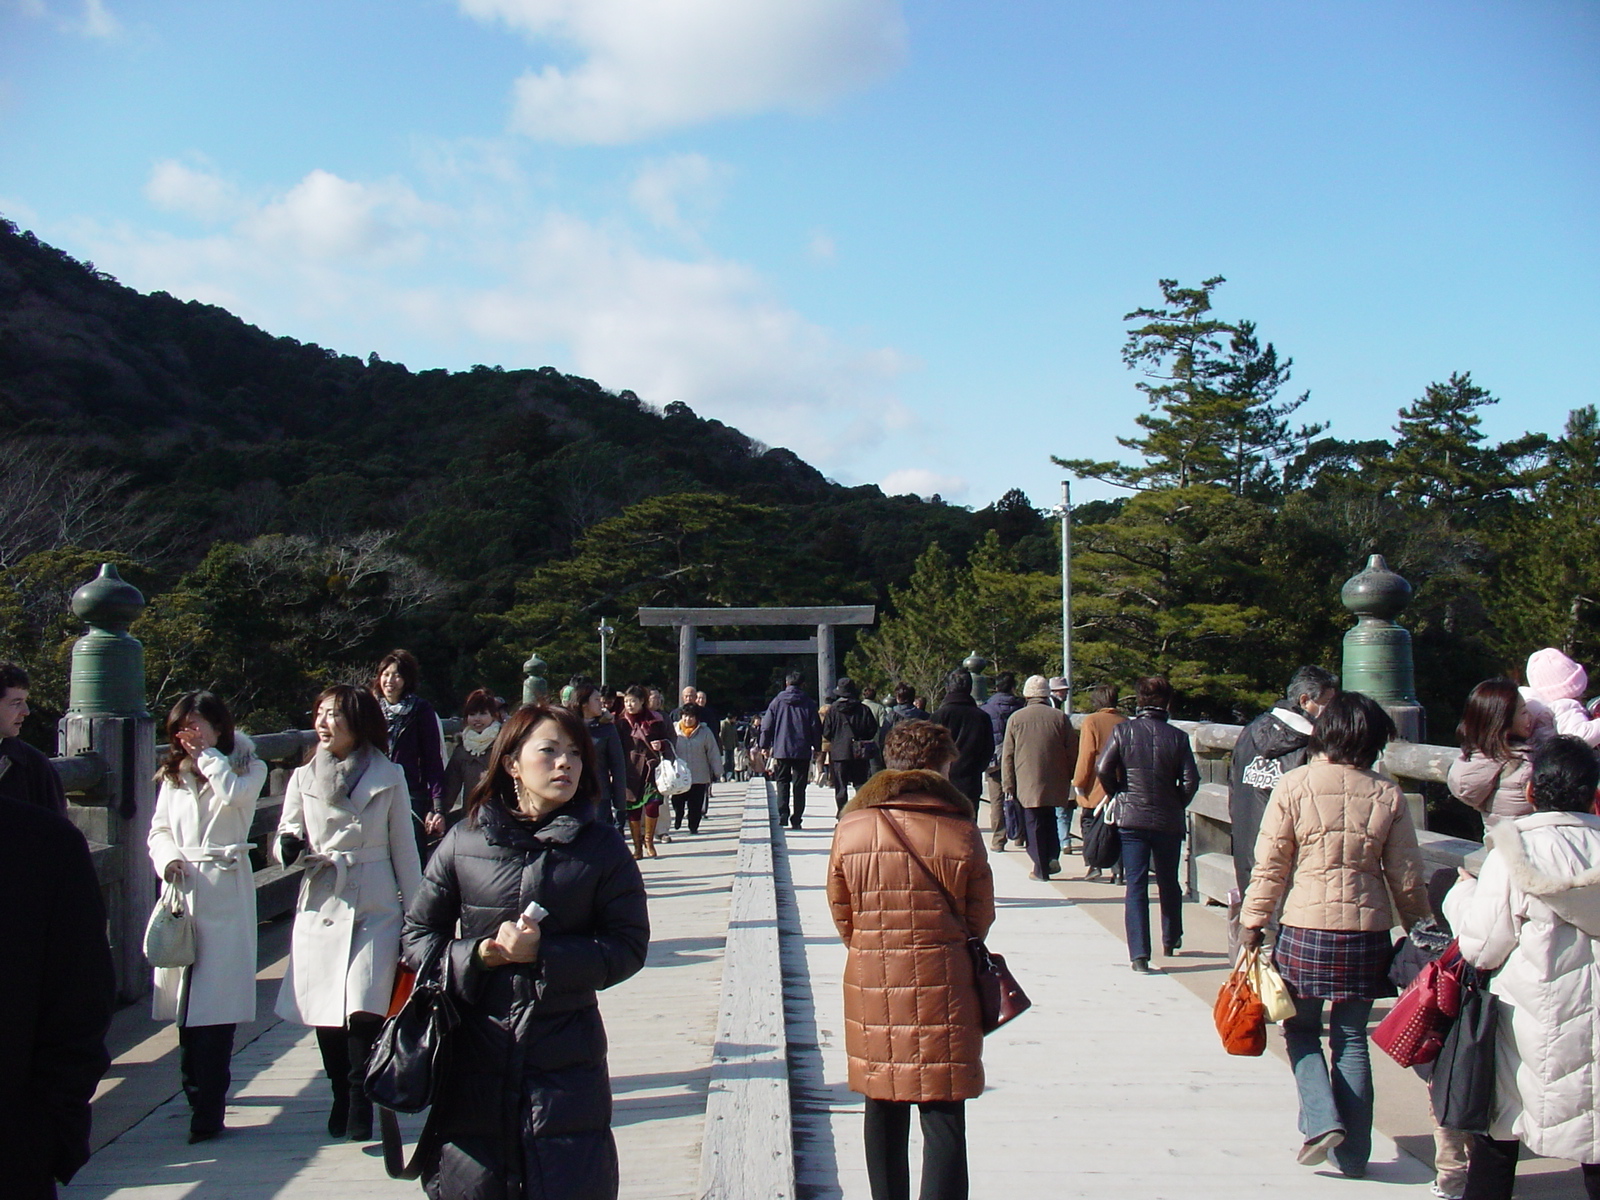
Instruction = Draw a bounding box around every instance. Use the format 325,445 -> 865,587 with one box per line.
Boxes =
275,684 -> 422,1143
1443,735 -> 1600,1199
147,691 -> 267,1143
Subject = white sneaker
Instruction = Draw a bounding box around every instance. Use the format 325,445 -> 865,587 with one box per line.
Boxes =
1430,1183 -> 1464,1200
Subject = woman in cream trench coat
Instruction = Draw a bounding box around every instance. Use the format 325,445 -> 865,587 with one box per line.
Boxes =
275,684 -> 422,1143
147,691 -> 267,1142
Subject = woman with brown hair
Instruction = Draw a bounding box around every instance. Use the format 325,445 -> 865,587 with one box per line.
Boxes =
827,719 -> 995,1200
274,684 -> 422,1143
372,649 -> 446,858
443,688 -> 501,817
147,691 -> 266,1142
1448,678 -> 1537,830
401,704 -> 649,1200
616,684 -> 671,858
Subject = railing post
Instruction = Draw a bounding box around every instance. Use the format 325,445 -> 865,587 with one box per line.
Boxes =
522,651 -> 548,706
65,563 -> 155,1003
1340,553 -> 1426,742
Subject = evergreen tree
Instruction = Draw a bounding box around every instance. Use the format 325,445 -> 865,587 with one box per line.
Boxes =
1388,372 -> 1544,520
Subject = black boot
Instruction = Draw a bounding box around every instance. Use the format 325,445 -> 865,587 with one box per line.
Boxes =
345,1015 -> 381,1142
315,1026 -> 350,1137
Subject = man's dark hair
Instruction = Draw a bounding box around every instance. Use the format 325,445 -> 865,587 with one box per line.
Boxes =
785,671 -> 804,688
861,684 -> 877,700
943,669 -> 973,697
1309,691 -> 1396,770
1528,736 -> 1600,814
1135,676 -> 1172,709
1090,683 -> 1118,711
992,671 -> 1016,694
1286,665 -> 1338,710
0,662 -> 29,698
679,702 -> 702,721
893,682 -> 915,705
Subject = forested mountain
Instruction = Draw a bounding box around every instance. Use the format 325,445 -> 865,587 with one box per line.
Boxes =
0,216 -> 983,729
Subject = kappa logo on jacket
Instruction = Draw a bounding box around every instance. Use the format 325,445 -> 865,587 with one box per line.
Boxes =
1240,755 -> 1284,790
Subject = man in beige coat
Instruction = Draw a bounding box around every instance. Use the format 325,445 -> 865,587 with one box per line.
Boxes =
1002,675 -> 1079,880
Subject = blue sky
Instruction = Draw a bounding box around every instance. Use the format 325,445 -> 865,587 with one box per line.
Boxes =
2,0 -> 1596,509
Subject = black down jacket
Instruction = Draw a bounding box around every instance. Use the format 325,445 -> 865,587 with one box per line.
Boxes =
401,798 -> 649,1200
1095,708 -> 1200,836
1227,703 -> 1315,891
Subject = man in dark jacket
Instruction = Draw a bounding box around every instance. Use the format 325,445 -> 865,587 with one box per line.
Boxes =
821,678 -> 881,812
1096,676 -> 1200,974
0,795 -> 116,1199
879,683 -> 928,738
932,669 -> 994,811
980,671 -> 1027,851
0,664 -> 66,815
1228,665 -> 1338,894
760,672 -> 822,829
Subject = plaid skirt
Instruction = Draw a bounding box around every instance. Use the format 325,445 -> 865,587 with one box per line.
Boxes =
1273,925 -> 1396,1002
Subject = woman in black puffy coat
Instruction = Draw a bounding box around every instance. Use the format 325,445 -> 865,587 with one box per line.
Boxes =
401,703 -> 649,1200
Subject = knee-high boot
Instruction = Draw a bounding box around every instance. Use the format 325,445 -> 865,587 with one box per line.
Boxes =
345,1014 -> 382,1142
315,1026 -> 350,1137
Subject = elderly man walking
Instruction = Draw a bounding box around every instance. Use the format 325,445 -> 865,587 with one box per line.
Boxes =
1002,675 -> 1080,881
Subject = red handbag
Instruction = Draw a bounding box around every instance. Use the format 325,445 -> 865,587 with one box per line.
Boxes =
1214,952 -> 1267,1056
1372,942 -> 1464,1068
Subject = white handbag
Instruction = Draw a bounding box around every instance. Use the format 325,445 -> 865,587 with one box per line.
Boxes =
655,755 -> 692,797
144,880 -> 196,969
1248,948 -> 1298,1022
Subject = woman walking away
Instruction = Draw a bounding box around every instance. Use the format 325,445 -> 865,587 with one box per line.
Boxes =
1072,683 -> 1124,881
1443,736 -> 1600,1200
402,704 -> 649,1200
373,650 -> 446,860
672,702 -> 721,833
1095,676 -> 1199,973
1448,679 -> 1536,831
572,684 -> 628,827
1240,691 -> 1430,1179
275,685 -> 422,1143
617,684 -> 671,858
443,688 -> 500,819
828,720 -> 994,1200
147,692 -> 267,1143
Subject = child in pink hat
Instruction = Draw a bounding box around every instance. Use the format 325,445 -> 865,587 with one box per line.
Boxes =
1524,648 -> 1600,748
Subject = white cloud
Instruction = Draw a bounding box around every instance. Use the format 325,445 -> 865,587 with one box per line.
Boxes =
807,230 -> 836,263
72,160 -> 915,474
14,0 -> 122,37
880,468 -> 968,501
145,160 -> 238,223
76,0 -> 118,38
629,153 -> 731,238
458,0 -> 907,143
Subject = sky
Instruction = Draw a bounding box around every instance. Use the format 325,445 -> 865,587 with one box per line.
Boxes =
2,0 -> 1596,510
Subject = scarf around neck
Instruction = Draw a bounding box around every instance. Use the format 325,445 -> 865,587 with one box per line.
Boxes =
311,743 -> 373,812
460,721 -> 500,756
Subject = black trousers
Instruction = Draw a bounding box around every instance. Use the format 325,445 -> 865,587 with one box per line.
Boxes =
832,759 -> 870,811
673,783 -> 710,832
863,1098 -> 967,1200
1463,1135 -> 1600,1199
1021,806 -> 1061,878
773,758 -> 809,825
179,1022 -> 236,1133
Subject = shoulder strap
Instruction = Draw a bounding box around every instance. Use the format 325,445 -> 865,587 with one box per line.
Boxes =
872,808 -> 966,931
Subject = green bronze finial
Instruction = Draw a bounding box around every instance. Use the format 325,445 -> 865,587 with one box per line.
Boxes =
522,651 -> 549,706
1340,553 -> 1423,738
69,563 -> 149,717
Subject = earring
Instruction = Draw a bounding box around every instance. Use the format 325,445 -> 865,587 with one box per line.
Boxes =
514,778 -> 532,808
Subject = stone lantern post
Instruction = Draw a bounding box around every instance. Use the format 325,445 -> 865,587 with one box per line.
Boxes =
1340,554 -> 1426,742
522,652 -> 549,706
65,563 -> 156,1001
963,651 -> 992,704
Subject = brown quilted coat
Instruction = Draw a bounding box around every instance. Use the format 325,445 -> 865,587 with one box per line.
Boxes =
827,770 -> 996,1102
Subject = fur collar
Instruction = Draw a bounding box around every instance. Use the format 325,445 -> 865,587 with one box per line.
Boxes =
1487,813 -> 1600,936
841,769 -> 974,819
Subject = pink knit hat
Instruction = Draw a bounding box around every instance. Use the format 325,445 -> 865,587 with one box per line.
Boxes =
1526,647 -> 1588,702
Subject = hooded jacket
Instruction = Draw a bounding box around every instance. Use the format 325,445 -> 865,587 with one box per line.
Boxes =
1444,812 -> 1600,1163
1229,704 -> 1315,891
822,697 -> 881,764
760,686 -> 822,761
827,771 -> 994,1102
931,693 -> 995,803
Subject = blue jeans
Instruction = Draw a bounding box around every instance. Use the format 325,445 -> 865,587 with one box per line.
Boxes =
1283,996 -> 1374,1176
1119,828 -> 1183,960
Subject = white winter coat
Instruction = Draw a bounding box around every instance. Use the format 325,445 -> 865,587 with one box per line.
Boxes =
1443,811 -> 1600,1163
274,747 -> 422,1026
146,733 -> 268,1026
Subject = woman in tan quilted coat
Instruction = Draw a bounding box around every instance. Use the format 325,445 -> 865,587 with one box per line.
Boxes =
827,720 -> 995,1200
1240,691 -> 1430,1181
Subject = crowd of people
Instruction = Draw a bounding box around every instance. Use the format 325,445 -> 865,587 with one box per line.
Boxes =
5,641 -> 1600,1200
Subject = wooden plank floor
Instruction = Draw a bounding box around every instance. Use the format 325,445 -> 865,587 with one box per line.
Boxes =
781,810 -> 1440,1200
63,783 -> 743,1199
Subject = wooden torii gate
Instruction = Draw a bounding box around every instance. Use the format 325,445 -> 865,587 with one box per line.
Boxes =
637,606 -> 876,701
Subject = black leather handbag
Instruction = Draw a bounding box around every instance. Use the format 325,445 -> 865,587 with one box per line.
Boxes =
1081,803 -> 1122,870
1429,965 -> 1499,1134
364,945 -> 458,1179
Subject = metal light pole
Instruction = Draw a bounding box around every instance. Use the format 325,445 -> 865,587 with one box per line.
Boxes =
1052,481 -> 1073,706
597,618 -> 615,689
